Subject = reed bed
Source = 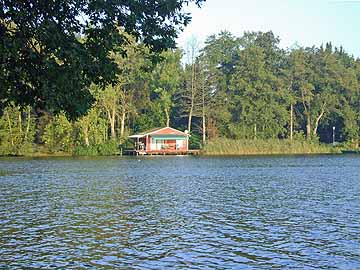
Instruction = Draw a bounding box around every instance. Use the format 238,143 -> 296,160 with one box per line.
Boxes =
202,138 -> 339,156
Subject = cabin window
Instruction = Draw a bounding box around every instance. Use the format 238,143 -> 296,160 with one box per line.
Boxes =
156,139 -> 165,150
176,139 -> 183,149
150,138 -> 185,150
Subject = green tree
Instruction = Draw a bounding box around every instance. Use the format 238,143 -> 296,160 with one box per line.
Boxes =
112,39 -> 152,140
230,32 -> 288,139
0,104 -> 34,155
290,47 -> 348,140
43,112 -> 73,153
152,49 -> 182,127
193,57 -> 213,144
93,35 -> 152,141
1,0 -> 204,117
183,37 -> 201,132
95,84 -> 118,140
198,31 -> 240,137
75,107 -> 107,147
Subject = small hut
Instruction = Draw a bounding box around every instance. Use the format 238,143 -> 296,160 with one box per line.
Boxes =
128,127 -> 189,155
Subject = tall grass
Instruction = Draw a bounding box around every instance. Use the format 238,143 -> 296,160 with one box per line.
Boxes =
202,138 -> 340,156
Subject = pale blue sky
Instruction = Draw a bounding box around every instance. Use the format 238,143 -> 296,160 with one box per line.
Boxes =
177,0 -> 360,57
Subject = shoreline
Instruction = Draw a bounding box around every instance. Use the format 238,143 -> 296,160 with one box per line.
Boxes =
1,150 -> 354,158
1,140 -> 357,158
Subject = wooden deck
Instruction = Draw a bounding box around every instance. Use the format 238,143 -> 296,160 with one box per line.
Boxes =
123,149 -> 200,156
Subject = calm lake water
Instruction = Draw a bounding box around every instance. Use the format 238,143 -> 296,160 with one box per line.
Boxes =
0,155 -> 359,269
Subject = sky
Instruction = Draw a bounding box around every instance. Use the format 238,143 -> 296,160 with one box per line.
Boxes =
176,0 -> 360,57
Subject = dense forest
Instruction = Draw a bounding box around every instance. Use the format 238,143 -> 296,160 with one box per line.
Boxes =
1,30 -> 360,155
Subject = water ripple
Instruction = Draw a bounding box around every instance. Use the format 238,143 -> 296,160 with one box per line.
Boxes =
0,155 -> 359,269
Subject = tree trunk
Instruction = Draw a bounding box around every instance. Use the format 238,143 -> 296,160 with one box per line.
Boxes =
18,111 -> 22,136
104,126 -> 108,142
202,114 -> 206,145
165,109 -> 170,127
188,108 -> 193,132
290,104 -> 293,140
305,113 -> 311,140
108,108 -> 116,140
301,89 -> 312,140
120,111 -> 126,142
84,128 -> 90,146
188,61 -> 196,132
85,136 -> 89,147
25,107 -> 31,140
202,83 -> 206,145
6,112 -> 14,146
313,110 -> 325,136
254,123 -> 257,140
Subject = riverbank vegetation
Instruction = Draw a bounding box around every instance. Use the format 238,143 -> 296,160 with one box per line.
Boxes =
202,138 -> 339,156
1,29 -> 360,156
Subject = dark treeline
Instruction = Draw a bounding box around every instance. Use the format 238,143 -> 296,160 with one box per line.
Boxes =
1,30 -> 359,155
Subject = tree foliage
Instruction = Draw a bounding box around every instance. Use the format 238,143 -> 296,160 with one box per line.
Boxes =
0,103 -> 34,155
0,0 -> 204,117
43,112 -> 73,153
1,29 -> 360,156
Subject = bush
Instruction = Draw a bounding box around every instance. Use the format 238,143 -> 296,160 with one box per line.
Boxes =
97,140 -> 119,155
73,140 -> 119,156
189,133 -> 202,149
73,145 -> 99,156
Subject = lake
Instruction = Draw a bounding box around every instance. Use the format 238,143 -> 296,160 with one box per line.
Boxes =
0,155 -> 359,269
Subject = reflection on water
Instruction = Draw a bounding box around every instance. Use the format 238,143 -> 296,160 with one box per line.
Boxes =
0,155 -> 359,269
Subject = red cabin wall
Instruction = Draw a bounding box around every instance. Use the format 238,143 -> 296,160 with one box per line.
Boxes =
136,127 -> 189,153
146,135 -> 150,151
146,136 -> 188,153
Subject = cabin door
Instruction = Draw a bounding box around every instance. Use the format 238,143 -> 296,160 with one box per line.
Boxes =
165,140 -> 176,150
